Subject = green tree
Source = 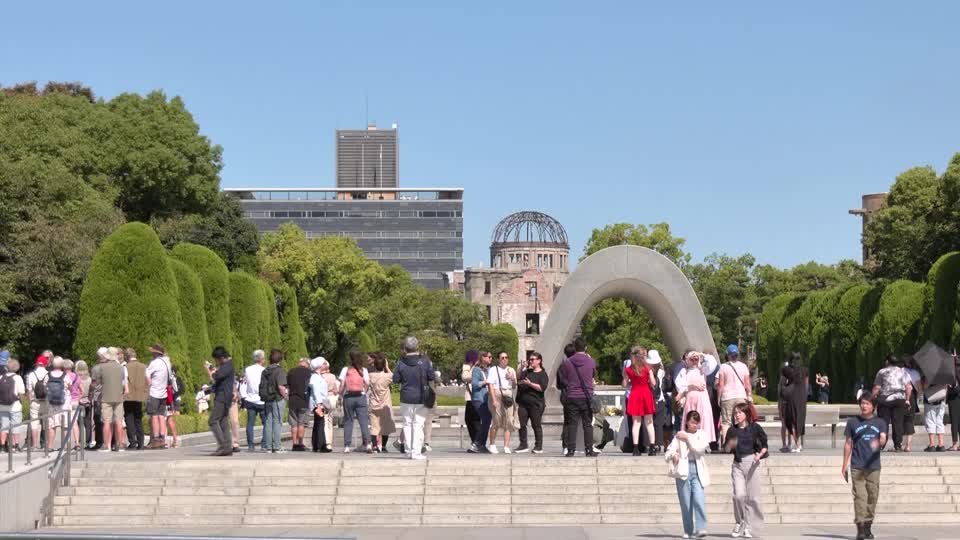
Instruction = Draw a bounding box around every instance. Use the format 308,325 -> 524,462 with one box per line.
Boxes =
167,257 -> 210,390
258,223 -> 388,365
74,222 -> 188,365
275,282 -> 308,362
864,157 -> 960,281
583,222 -> 690,266
170,243 -> 233,353
686,253 -> 756,347
260,280 -> 282,353
922,252 -> 960,349
228,271 -> 268,365
867,280 -> 924,372
154,192 -> 260,271
104,92 -> 223,222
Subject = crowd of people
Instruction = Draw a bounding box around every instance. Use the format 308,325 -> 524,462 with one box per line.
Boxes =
0,346 -> 184,453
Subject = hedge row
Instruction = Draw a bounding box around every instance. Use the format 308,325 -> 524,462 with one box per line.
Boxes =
759,252 -> 960,401
75,223 -> 302,399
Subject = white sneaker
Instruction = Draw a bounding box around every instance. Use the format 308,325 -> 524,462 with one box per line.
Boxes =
732,523 -> 743,537
487,444 -> 499,454
411,454 -> 426,461
681,535 -> 691,539
532,448 -> 543,454
467,443 -> 479,453
740,529 -> 752,539
503,446 -> 512,454
423,443 -> 432,452
695,531 -> 707,539
343,447 -> 352,454
592,445 -> 603,454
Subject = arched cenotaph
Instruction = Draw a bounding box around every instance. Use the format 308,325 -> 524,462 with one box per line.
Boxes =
536,245 -> 718,405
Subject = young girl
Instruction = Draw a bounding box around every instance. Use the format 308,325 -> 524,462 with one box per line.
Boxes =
665,410 -> 711,539
725,402 -> 769,538
623,347 -> 657,456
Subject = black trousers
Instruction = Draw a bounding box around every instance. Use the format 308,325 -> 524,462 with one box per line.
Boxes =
311,412 -> 327,451
208,400 -> 232,453
464,402 -> 480,443
517,400 -> 544,449
879,399 -> 907,449
563,398 -> 593,453
124,401 -> 144,447
92,402 -> 103,448
81,404 -> 94,447
560,395 -> 571,448
949,397 -> 960,445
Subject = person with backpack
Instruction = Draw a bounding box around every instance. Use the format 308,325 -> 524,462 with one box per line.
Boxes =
339,349 -> 372,454
392,336 -> 435,461
259,349 -> 288,454
0,352 -> 26,452
26,354 -> 49,451
559,338 -> 598,457
44,357 -> 72,452
145,345 -> 173,449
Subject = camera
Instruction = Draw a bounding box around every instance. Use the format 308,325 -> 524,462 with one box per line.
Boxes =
204,360 -> 213,370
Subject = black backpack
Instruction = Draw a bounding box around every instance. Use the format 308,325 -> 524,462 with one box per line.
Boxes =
259,366 -> 278,402
46,371 -> 66,406
33,369 -> 48,400
0,374 -> 17,406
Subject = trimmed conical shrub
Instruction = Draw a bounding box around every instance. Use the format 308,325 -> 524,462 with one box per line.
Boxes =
923,252 -> 960,348
75,222 -> 188,363
867,280 -> 924,372
260,280 -> 282,352
170,243 -> 233,353
168,257 -> 211,390
229,271 -> 267,366
275,282 -> 308,362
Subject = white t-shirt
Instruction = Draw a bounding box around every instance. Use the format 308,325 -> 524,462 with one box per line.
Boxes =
145,357 -> 170,400
905,368 -> 921,391
243,364 -> 265,405
487,366 -> 513,391
26,367 -> 48,403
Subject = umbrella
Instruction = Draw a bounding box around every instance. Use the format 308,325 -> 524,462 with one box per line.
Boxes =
913,341 -> 956,386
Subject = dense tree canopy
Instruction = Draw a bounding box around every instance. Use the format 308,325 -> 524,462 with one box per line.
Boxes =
865,153 -> 960,281
0,82 -> 224,360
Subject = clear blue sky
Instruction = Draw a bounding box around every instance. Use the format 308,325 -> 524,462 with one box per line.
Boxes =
4,2 -> 959,270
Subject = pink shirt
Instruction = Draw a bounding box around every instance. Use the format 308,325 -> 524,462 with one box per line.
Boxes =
717,361 -> 750,402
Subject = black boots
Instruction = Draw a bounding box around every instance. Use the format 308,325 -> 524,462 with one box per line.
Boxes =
855,523 -> 865,540
864,521 -> 874,539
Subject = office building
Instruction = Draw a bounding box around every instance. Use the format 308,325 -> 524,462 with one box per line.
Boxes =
336,124 -> 398,188
228,187 -> 463,289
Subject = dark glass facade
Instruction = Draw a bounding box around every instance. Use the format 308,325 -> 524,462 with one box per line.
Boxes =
227,188 -> 463,289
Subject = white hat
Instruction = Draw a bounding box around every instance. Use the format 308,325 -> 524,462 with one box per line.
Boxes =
645,350 -> 662,365
310,356 -> 327,370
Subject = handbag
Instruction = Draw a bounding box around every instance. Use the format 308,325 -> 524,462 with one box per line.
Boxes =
494,366 -> 514,408
730,362 -> 759,423
571,359 -> 601,414
925,385 -> 948,404
418,359 -> 437,408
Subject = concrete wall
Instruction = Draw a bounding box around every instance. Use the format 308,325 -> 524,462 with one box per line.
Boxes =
0,464 -> 49,531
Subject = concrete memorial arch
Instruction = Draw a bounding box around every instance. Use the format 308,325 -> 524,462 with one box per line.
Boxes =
536,245 -> 717,404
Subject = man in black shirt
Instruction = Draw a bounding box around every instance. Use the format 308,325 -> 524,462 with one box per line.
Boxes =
286,358 -> 312,452
842,394 -> 888,540
206,346 -> 235,457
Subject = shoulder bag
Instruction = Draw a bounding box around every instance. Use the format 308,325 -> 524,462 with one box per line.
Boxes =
730,363 -> 759,422
495,366 -> 514,408
570,360 -> 601,414
417,359 -> 437,408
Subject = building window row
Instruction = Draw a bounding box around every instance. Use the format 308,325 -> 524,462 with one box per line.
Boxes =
246,210 -> 463,219
242,191 -> 459,201
493,252 -> 566,270
302,230 -> 463,239
369,251 -> 462,259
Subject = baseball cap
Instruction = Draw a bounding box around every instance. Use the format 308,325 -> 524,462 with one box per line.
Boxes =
0,350 -> 9,366
36,354 -> 49,367
727,344 -> 739,355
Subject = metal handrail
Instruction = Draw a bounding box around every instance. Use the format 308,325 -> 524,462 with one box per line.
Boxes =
40,407 -> 82,527
5,404 -> 88,474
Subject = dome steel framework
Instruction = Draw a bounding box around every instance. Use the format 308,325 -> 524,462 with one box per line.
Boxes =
491,211 -> 569,248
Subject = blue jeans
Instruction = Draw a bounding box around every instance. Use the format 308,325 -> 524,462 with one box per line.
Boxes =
342,394 -> 370,448
676,461 -> 707,535
263,401 -> 283,450
245,402 -> 266,450
472,398 -> 492,448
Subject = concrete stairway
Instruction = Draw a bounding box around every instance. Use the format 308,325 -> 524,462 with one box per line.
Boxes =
52,455 -> 960,528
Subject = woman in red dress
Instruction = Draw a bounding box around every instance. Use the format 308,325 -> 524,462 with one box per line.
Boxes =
623,348 -> 658,456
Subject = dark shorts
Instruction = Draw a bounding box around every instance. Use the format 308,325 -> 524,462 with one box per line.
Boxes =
147,397 -> 168,416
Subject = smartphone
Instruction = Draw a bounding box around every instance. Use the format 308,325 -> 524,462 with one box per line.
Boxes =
843,470 -> 849,483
